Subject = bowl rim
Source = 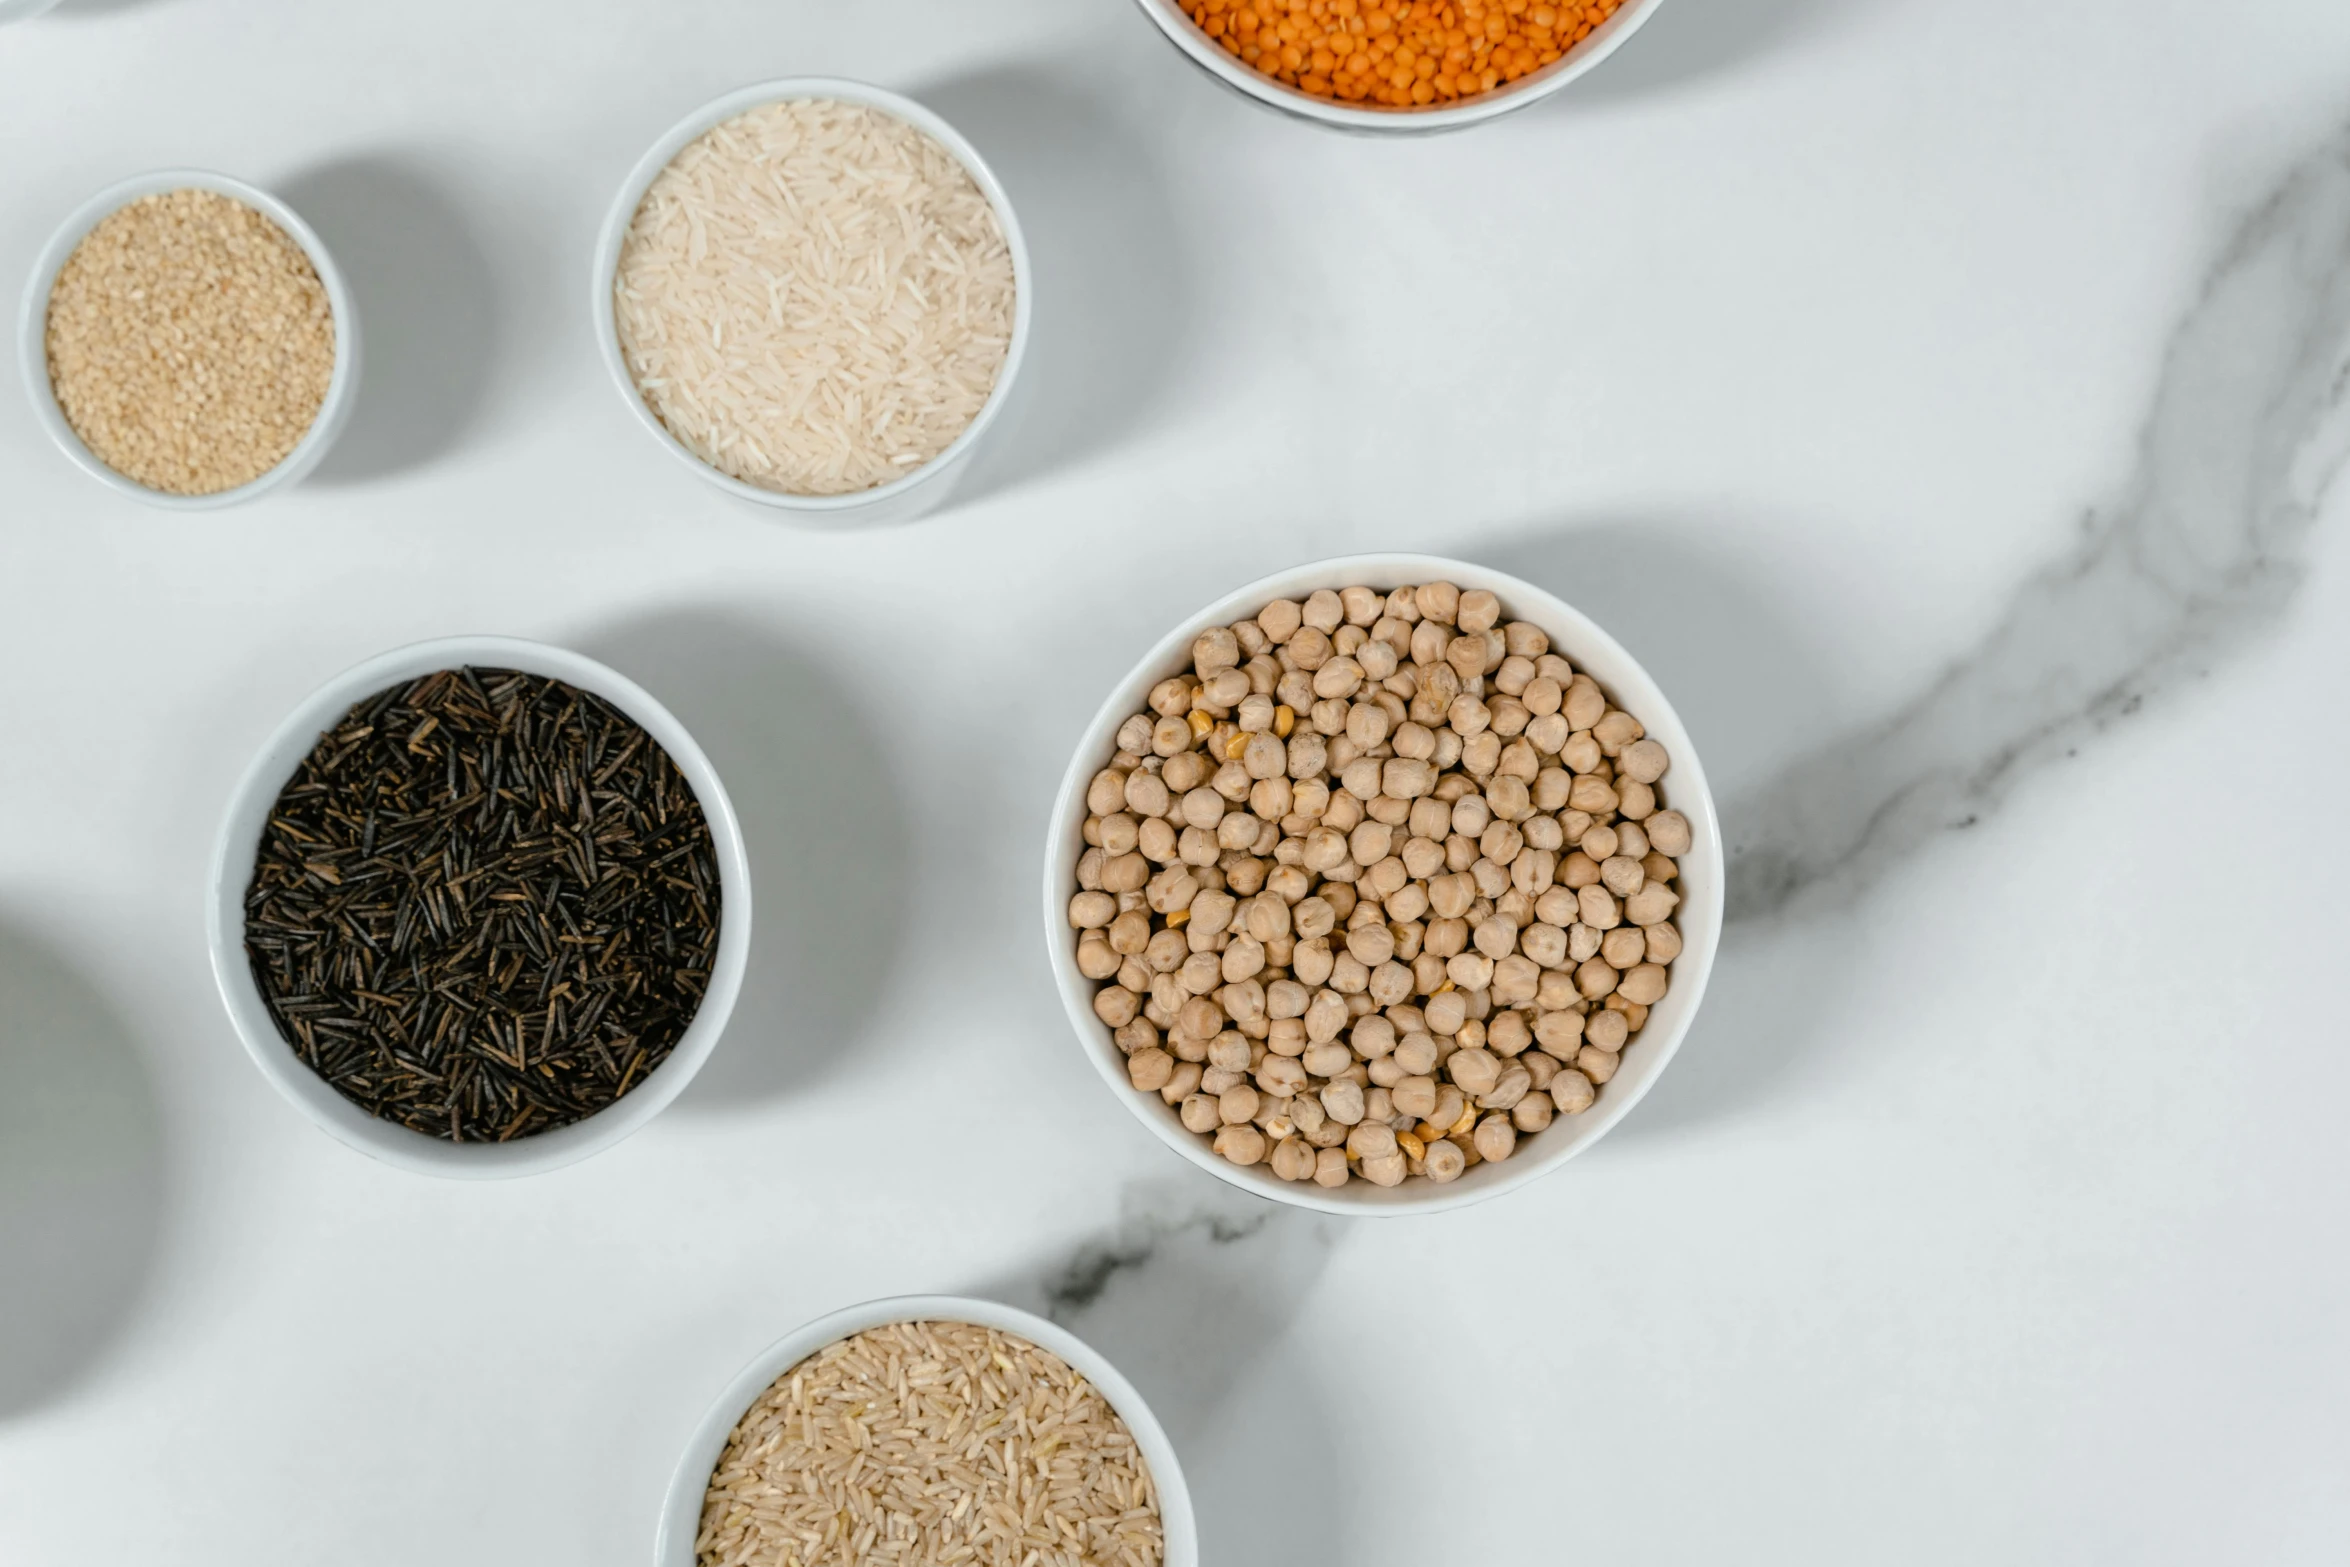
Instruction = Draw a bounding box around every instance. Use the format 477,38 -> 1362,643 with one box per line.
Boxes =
654,1294 -> 1199,1567
16,167 -> 363,510
1041,552 -> 1724,1215
204,635 -> 753,1178
590,76 -> 1034,514
1125,0 -> 1667,133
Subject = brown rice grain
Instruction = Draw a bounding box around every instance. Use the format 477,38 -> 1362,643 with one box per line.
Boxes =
697,1320 -> 1163,1567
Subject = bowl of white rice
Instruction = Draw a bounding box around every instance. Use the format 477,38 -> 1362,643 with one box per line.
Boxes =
594,79 -> 1031,523
657,1295 -> 1196,1567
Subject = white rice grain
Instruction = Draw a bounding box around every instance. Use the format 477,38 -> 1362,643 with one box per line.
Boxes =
615,99 -> 1016,497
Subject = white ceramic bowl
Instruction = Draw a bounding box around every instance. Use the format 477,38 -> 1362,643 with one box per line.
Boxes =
1045,554 -> 1723,1214
657,1295 -> 1197,1567
206,636 -> 752,1178
592,78 -> 1033,524
1129,0 -> 1665,133
18,169 -> 361,509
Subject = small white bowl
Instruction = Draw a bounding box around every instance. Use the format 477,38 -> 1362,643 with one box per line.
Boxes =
1129,0 -> 1666,133
18,169 -> 361,509
206,636 -> 752,1178
657,1295 -> 1198,1567
1044,554 -> 1723,1215
592,78 -> 1033,524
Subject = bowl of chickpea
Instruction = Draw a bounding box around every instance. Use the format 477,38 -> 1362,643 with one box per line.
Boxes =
1045,554 -> 1722,1214
1128,0 -> 1667,132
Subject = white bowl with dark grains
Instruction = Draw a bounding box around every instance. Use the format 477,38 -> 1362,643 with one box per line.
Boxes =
206,636 -> 752,1179
1044,554 -> 1723,1215
17,169 -> 360,509
1128,0 -> 1667,134
658,1296 -> 1196,1567
593,78 -> 1032,525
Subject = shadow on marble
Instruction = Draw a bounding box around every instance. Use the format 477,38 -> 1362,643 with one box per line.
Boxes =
1562,0 -> 1866,104
974,1178 -> 1352,1567
920,55 -> 1195,504
581,607 -> 912,1113
0,909 -> 167,1420
280,154 -> 502,485
1480,521 -> 1849,1138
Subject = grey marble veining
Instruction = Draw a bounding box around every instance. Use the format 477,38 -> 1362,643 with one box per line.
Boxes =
1020,1183 -> 1347,1567
1730,125 -> 2350,921
1033,1180 -> 1338,1325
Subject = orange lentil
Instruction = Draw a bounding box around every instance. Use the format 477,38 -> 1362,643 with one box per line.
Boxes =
1183,0 -> 1625,106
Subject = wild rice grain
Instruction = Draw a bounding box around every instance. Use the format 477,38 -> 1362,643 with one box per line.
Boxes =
697,1321 -> 1163,1567
614,99 -> 1016,497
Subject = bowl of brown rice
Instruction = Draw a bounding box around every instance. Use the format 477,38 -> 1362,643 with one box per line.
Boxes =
18,169 -> 360,509
659,1294 -> 1194,1567
594,79 -> 1031,524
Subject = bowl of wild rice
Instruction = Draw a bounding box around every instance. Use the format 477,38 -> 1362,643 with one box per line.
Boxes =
1045,553 -> 1724,1215
206,636 -> 752,1178
660,1295 -> 1193,1567
594,79 -> 1031,524
18,169 -> 359,508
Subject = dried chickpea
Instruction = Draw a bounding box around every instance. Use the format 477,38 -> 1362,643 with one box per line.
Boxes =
1422,1136 -> 1467,1182
1214,1124 -> 1267,1166
1271,1135 -> 1317,1181
1473,1114 -> 1517,1163
1079,582 -> 1689,1187
1646,810 -> 1693,857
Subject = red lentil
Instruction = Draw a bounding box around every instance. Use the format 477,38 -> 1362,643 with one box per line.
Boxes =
1183,0 -> 1628,110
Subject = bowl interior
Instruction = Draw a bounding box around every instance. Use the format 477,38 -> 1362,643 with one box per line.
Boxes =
592,77 -> 1032,514
17,168 -> 360,510
207,636 -> 751,1177
657,1296 -> 1198,1567
1044,553 -> 1723,1214
1128,0 -> 1668,132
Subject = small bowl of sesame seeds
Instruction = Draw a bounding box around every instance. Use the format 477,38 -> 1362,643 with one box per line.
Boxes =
17,169 -> 361,509
1129,0 -> 1667,132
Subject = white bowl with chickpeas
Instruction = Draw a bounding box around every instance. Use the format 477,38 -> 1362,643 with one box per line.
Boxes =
1046,555 -> 1721,1213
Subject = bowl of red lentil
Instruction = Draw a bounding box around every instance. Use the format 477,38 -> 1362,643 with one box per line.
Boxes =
1130,0 -> 1665,130
16,169 -> 360,509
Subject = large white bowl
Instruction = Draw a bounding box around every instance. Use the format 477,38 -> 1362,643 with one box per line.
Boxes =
1044,553 -> 1723,1214
18,169 -> 361,509
656,1295 -> 1198,1567
206,636 -> 752,1178
1128,0 -> 1666,134
592,78 -> 1033,525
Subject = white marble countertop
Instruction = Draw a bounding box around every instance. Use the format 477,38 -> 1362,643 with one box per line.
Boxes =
4,1 -> 2349,1561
